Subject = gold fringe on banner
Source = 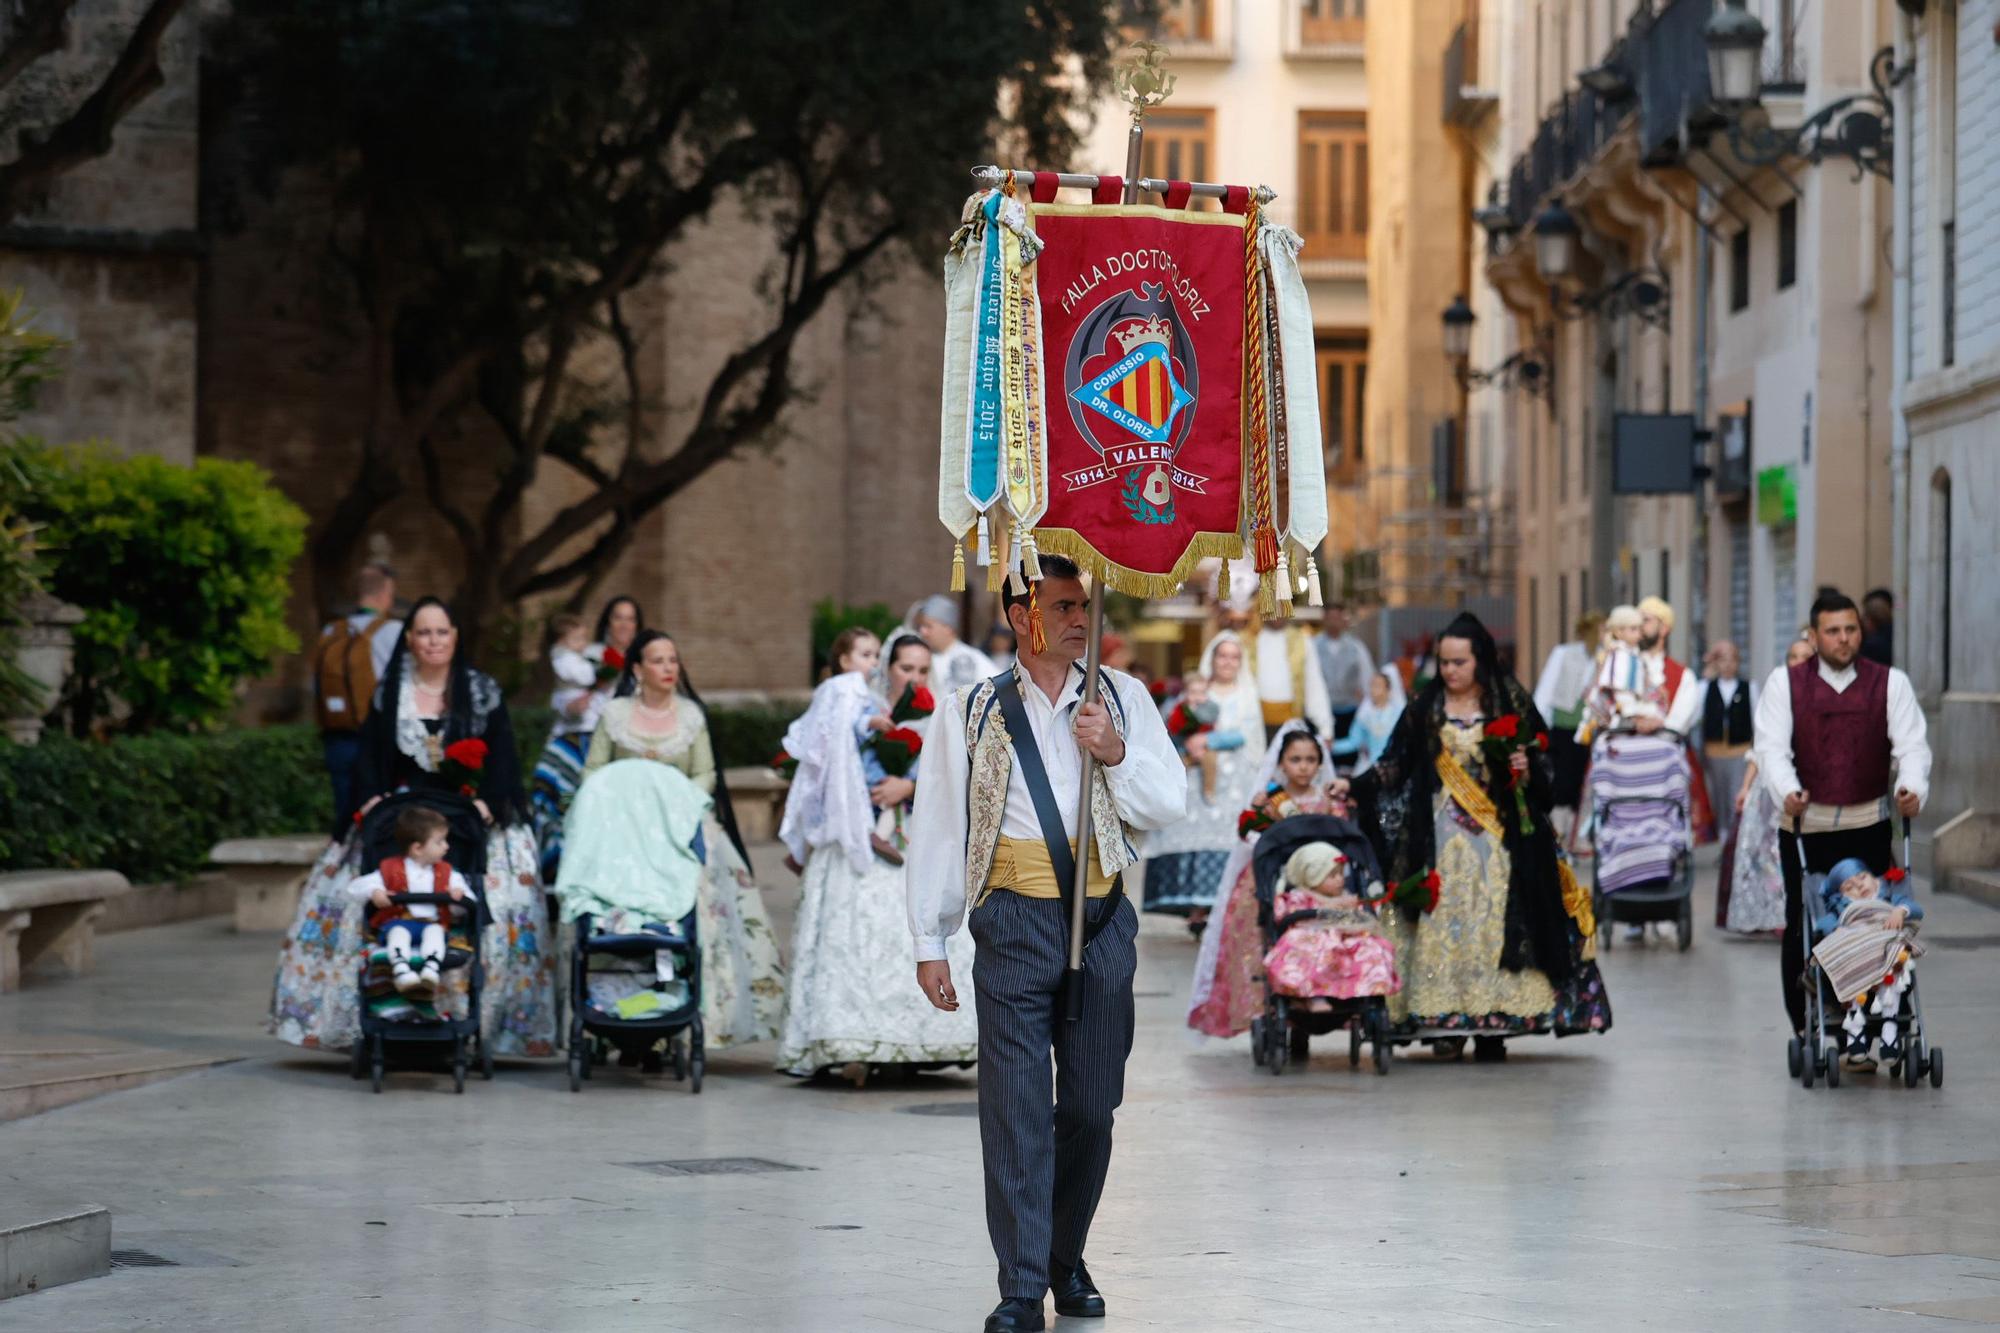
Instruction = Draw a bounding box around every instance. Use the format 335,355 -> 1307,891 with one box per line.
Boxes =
1032,527 -> 1244,602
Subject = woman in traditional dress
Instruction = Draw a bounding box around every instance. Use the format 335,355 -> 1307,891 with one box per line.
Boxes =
530,595 -> 643,881
1339,612 -> 1611,1060
1718,634 -> 1814,934
272,597 -> 558,1056
581,629 -> 786,1050
1141,631 -> 1264,923
776,633 -> 977,1081
1187,721 -> 1343,1038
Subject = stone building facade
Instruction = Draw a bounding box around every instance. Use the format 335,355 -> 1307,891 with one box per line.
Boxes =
1895,0 -> 2000,886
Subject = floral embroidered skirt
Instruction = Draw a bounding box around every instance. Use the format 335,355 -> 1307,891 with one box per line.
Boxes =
776,840 -> 975,1076
1262,892 -> 1401,1001
270,823 -> 558,1056
694,816 -> 788,1051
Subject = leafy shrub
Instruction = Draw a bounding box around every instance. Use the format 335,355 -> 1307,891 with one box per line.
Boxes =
23,447 -> 308,734
810,598 -> 905,682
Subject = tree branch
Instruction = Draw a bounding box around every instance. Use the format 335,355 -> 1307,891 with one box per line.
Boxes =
415,432 -> 479,564
0,0 -> 74,92
0,0 -> 188,223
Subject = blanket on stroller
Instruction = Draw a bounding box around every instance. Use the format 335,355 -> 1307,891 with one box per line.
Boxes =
1813,898 -> 1926,1003
557,759 -> 709,925
1591,733 -> 1688,893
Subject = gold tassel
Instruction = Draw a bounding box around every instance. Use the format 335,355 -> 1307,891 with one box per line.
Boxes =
1029,581 -> 1048,655
1218,559 -> 1231,605
987,554 -> 1006,592
951,542 -> 966,592
1306,555 -> 1324,607
1021,533 -> 1043,582
1257,573 -> 1277,619
1008,565 -> 1027,596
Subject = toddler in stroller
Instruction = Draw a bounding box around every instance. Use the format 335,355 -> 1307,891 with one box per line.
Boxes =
346,804 -> 474,1002
1813,858 -> 1925,1065
1262,842 -> 1400,1014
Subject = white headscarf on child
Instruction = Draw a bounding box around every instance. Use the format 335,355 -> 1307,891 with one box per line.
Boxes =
1284,841 -> 1345,891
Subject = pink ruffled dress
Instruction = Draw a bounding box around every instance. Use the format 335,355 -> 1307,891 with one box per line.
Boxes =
1262,894 -> 1401,1001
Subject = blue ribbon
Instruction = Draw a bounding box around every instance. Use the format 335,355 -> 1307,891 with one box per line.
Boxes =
965,192 -> 1006,511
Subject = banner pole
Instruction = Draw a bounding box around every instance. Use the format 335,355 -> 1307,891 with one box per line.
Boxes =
1059,112 -> 1148,1025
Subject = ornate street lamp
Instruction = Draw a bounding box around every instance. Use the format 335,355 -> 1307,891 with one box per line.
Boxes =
1532,203 -> 1580,283
1704,0 -> 1766,107
1441,294 -> 1475,362
1704,0 -> 1910,180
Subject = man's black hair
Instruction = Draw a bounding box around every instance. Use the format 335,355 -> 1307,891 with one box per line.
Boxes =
1864,587 -> 1894,606
1002,555 -> 1082,620
1810,591 -> 1861,628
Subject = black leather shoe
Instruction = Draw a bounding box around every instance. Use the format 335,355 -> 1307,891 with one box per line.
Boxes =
983,1297 -> 1045,1332
1050,1258 -> 1106,1318
1473,1036 -> 1507,1063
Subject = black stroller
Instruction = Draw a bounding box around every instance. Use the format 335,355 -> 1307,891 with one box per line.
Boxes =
348,791 -> 494,1093
565,826 -> 705,1094
1246,814 -> 1398,1076
1788,819 -> 1942,1090
1588,728 -> 1696,951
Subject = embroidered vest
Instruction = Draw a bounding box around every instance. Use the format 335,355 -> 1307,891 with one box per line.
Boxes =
960,668 -> 1138,904
1702,680 -> 1754,745
1788,657 -> 1892,805
370,856 -> 453,930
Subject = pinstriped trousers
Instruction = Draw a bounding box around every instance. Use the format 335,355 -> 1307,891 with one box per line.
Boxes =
969,889 -> 1138,1301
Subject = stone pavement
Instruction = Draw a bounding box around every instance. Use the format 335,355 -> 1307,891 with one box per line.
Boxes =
3,847 -> 2000,1332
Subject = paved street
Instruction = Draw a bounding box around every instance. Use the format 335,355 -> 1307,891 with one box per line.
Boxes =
4,849 -> 2000,1331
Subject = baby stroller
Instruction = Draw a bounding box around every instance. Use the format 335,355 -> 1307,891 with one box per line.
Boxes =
349,791 -> 493,1094
1246,814 -> 1397,1076
1589,728 -> 1695,951
1789,819 -> 1942,1090
567,906 -> 703,1093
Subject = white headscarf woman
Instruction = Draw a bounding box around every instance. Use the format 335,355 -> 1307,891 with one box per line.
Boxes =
1332,667 -> 1406,775
1139,629 -> 1267,919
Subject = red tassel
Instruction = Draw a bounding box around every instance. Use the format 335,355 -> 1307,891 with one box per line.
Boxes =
1253,525 -> 1279,572
1029,582 -> 1048,656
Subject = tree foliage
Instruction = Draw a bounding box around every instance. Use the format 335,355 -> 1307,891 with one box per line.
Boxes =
219,0 -> 1137,646
24,446 -> 307,734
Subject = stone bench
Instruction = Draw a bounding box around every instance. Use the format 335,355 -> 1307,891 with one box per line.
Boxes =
724,766 -> 791,845
0,870 -> 131,993
208,835 -> 328,933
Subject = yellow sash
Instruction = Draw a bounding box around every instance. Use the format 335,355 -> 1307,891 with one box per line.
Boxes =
984,835 -> 1115,902
1435,747 -> 1596,950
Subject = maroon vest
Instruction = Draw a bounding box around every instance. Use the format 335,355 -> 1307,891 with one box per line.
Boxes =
1787,657 -> 1891,805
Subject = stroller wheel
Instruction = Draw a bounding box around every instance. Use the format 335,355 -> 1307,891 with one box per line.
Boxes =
1677,898 -> 1693,952
1801,1042 -> 1816,1088
1374,1032 -> 1391,1076
1267,1010 -> 1288,1076
1786,1036 -> 1803,1079
1929,1047 -> 1943,1088
689,1047 -> 704,1095
673,1037 -> 688,1081
568,1046 -> 583,1092
1825,1050 -> 1841,1089
1249,1017 -> 1266,1067
1349,1024 -> 1362,1069
1904,1048 -> 1921,1088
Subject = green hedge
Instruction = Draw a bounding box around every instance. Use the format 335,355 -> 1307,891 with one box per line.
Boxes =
0,726 -> 332,882
0,700 -> 805,881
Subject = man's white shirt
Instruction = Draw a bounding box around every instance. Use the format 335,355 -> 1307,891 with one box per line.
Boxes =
905,664 -> 1186,963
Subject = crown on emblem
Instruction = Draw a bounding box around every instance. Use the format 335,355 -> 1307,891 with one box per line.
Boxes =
1113,314 -> 1173,355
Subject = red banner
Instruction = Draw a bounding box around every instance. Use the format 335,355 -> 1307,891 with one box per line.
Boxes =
1028,203 -> 1246,594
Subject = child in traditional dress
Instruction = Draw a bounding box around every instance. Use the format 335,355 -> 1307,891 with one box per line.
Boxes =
1262,842 -> 1400,1013
346,805 -> 472,998
1813,858 -> 1925,1063
1242,727 -> 1348,834
1579,604 -> 1650,743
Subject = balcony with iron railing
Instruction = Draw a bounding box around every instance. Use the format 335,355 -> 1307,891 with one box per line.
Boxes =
1443,20 -> 1497,128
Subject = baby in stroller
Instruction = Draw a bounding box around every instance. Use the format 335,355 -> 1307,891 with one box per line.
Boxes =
1813,858 -> 1925,1064
346,804 -> 474,1001
1263,842 -> 1400,1013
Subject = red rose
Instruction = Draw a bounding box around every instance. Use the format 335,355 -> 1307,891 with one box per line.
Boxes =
884,726 -> 924,753
1485,714 -> 1520,741
602,647 -> 625,671
1167,703 -> 1188,733
1423,870 -> 1441,890
911,687 -> 936,714
443,738 -> 488,770
1535,731 -> 1549,751
1884,867 -> 1907,883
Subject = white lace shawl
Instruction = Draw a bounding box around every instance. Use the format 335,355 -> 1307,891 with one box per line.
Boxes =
596,695 -> 707,763
778,672 -> 880,871
391,670 -> 504,771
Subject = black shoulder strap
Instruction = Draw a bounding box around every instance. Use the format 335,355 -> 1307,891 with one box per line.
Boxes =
992,672 -> 1077,896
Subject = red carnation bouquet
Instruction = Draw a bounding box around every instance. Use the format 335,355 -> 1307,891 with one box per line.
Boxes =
1479,713 -> 1547,836
594,646 -> 626,687
441,738 -> 488,797
1368,867 -> 1442,916
872,726 -> 925,778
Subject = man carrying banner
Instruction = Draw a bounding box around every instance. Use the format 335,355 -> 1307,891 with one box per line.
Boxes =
907,557 -> 1184,1332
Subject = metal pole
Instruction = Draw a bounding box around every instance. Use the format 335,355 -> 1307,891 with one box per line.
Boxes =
1690,187 -> 1713,665
1060,119 -> 1145,1022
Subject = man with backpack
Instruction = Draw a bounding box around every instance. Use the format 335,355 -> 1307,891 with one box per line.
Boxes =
314,562 -> 402,820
